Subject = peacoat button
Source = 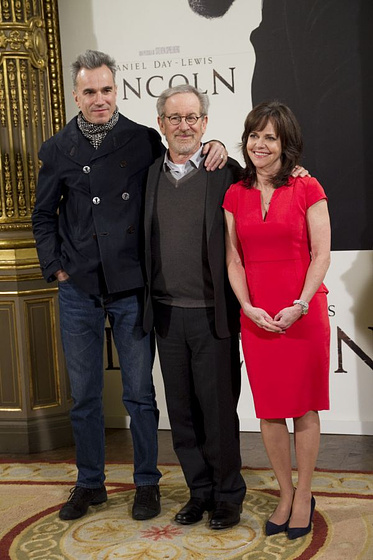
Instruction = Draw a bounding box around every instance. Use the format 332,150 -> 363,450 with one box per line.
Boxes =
92,197 -> 101,205
122,192 -> 130,201
83,165 -> 91,173
120,160 -> 127,168
127,225 -> 135,234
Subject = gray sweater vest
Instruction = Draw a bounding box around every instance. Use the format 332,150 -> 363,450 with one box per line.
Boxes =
151,166 -> 214,307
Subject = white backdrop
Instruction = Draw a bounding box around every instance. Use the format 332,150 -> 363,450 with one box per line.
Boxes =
58,0 -> 373,435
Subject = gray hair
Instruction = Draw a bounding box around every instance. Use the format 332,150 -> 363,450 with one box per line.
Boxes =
156,84 -> 209,117
71,49 -> 117,88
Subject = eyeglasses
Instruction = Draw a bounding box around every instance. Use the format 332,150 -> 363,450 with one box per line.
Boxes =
163,114 -> 204,126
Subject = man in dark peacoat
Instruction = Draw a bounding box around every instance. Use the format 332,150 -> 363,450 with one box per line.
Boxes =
34,113 -> 162,295
32,49 -> 164,523
143,84 -> 246,530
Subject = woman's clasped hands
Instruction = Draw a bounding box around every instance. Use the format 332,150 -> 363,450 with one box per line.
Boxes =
243,304 -> 303,334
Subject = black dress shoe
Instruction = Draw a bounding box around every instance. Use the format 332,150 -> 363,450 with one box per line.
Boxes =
59,485 -> 107,520
132,484 -> 161,520
175,497 -> 213,525
287,496 -> 316,540
210,501 -> 242,530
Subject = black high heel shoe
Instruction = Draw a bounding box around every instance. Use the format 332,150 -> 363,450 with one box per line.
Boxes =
287,496 -> 316,540
265,516 -> 290,536
265,489 -> 294,536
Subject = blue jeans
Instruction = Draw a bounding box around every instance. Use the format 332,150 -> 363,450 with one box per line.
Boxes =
58,279 -> 161,488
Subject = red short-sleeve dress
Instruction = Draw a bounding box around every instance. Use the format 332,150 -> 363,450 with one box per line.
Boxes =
223,176 -> 330,419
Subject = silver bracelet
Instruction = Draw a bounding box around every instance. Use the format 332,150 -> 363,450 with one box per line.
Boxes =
293,299 -> 309,315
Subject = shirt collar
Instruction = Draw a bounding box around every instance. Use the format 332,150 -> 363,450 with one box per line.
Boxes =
163,145 -> 205,177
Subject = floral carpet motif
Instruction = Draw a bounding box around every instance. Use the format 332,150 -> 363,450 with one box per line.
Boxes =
0,462 -> 372,559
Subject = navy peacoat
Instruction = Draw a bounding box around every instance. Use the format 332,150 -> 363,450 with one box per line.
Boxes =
32,114 -> 164,295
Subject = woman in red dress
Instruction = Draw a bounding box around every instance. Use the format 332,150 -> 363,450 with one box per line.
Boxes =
224,101 -> 331,540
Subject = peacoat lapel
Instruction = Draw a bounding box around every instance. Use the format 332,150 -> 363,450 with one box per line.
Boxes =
90,115 -> 142,161
55,115 -> 142,165
55,119 -> 94,164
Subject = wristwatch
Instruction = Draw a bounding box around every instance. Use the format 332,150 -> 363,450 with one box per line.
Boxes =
293,299 -> 309,315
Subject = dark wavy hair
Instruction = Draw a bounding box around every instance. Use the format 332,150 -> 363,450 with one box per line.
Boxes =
240,101 -> 303,188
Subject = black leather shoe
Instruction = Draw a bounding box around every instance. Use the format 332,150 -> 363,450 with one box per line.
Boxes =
175,497 -> 213,525
209,501 -> 242,530
59,485 -> 107,520
287,496 -> 316,540
132,484 -> 161,520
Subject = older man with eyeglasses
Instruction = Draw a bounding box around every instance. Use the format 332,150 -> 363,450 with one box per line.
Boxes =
143,84 -> 246,530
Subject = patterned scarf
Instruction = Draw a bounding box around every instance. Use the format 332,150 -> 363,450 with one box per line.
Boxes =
77,108 -> 119,149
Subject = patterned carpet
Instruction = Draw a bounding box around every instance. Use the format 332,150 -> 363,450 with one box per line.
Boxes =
0,461 -> 372,560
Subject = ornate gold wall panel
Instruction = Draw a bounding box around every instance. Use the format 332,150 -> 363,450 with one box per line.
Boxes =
0,1 -> 72,452
0,0 -> 65,232
25,297 -> 60,409
0,300 -> 21,410
0,239 -> 40,269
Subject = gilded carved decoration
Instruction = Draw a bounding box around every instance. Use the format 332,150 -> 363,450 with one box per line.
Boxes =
0,0 -> 65,232
0,2 -> 71,453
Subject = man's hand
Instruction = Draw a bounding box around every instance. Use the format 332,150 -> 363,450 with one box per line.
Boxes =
291,165 -> 310,178
202,141 -> 228,171
55,269 -> 70,282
